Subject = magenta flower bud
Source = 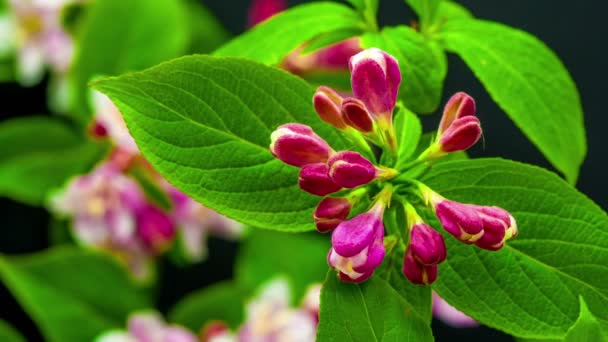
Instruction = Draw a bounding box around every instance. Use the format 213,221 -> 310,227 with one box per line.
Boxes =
328,207 -> 385,283
298,163 -> 342,196
136,205 -> 175,253
342,97 -> 375,133
438,116 -> 482,152
409,223 -> 447,265
270,123 -> 334,167
435,200 -> 484,244
313,86 -> 347,129
313,197 -> 352,233
473,205 -> 518,251
438,92 -> 477,135
349,48 -> 401,116
328,151 -> 377,188
403,248 -> 438,285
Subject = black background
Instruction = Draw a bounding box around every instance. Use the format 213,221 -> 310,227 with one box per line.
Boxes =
1,1 -> 606,341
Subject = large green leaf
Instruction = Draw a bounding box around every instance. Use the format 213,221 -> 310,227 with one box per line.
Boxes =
0,247 -> 151,342
362,26 -> 447,113
394,105 -> 422,165
70,0 -> 190,118
420,158 -> 608,339
0,117 -> 107,205
214,2 -> 363,64
438,19 -> 586,183
0,321 -> 25,342
317,271 -> 433,341
235,229 -> 330,302
563,297 -> 607,342
169,281 -> 247,331
93,56 -> 352,231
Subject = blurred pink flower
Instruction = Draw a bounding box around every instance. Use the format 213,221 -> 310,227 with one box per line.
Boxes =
433,292 -> 479,328
92,91 -> 140,155
247,0 -> 287,28
96,311 -> 197,342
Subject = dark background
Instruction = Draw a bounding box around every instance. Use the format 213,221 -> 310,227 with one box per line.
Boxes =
1,1 -> 605,341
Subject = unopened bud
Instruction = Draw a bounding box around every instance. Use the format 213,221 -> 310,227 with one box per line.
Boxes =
313,86 -> 347,129
136,205 -> 175,253
438,116 -> 482,152
342,97 -> 375,133
473,205 -> 518,251
313,197 -> 352,233
409,223 -> 447,265
270,123 -> 333,167
434,199 -> 484,244
298,163 -> 342,196
328,151 -> 377,188
438,92 -> 476,135
403,248 -> 437,285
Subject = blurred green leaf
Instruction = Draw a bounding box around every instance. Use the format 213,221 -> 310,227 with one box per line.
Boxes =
0,117 -> 107,206
0,320 -> 25,342
184,0 -> 231,53
0,247 -> 152,342
70,0 -> 190,120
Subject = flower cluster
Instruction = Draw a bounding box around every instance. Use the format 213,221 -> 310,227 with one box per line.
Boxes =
269,48 -> 517,286
51,92 -> 242,279
96,311 -> 198,342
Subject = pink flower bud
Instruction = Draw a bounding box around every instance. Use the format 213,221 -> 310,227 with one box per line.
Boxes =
136,205 -> 175,253
313,197 -> 352,233
298,163 -> 342,196
313,86 -> 347,129
438,116 -> 482,152
349,48 -> 401,117
434,200 -> 484,244
342,97 -> 375,133
472,205 -> 518,251
328,207 -> 385,283
438,92 -> 476,135
270,123 -> 334,167
247,0 -> 287,27
403,248 -> 438,285
409,223 -> 447,265
328,151 -> 377,188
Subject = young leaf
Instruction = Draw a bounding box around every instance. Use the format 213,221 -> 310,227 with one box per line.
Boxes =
0,247 -> 151,342
169,281 -> 247,331
93,56 -> 352,231
438,19 -> 586,183
235,229 -> 330,303
0,321 -> 25,342
420,158 -> 608,338
214,2 -> 363,65
394,105 -> 423,165
362,26 -> 447,113
435,1 -> 472,22
70,0 -> 190,118
0,117 -> 107,206
563,297 -> 607,342
317,271 -> 433,341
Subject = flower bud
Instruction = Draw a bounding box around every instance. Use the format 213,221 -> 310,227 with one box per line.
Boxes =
434,200 -> 484,244
328,151 -> 377,188
349,48 -> 401,117
438,116 -> 482,152
270,123 -> 334,167
342,97 -> 375,133
403,248 -> 438,285
313,197 -> 352,233
298,163 -> 342,196
473,205 -> 518,251
136,205 -> 175,253
328,206 -> 385,283
409,223 -> 447,265
438,92 -> 476,135
313,86 -> 347,129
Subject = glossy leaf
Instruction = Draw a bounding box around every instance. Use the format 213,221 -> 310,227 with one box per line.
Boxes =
214,2 -> 362,64
0,117 -> 107,206
0,321 -> 25,342
93,56 -> 352,231
439,19 -> 586,183
394,105 -> 423,165
362,26 -> 447,113
0,247 -> 151,342
420,158 -> 608,338
563,297 -> 607,342
317,271 -> 433,341
70,0 -> 190,118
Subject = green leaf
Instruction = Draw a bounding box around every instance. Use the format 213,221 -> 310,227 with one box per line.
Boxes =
302,28 -> 362,54
169,281 -> 247,331
563,297 -> 607,342
214,2 -> 363,65
0,117 -> 107,205
317,271 -> 433,341
362,26 -> 447,113
0,247 -> 151,342
394,105 -> 422,164
93,55 -> 352,231
435,1 -> 472,22
0,321 -> 25,342
406,0 -> 441,30
420,158 -> 608,339
235,229 -> 330,302
70,0 -> 190,118
184,0 -> 230,53
438,19 -> 586,183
